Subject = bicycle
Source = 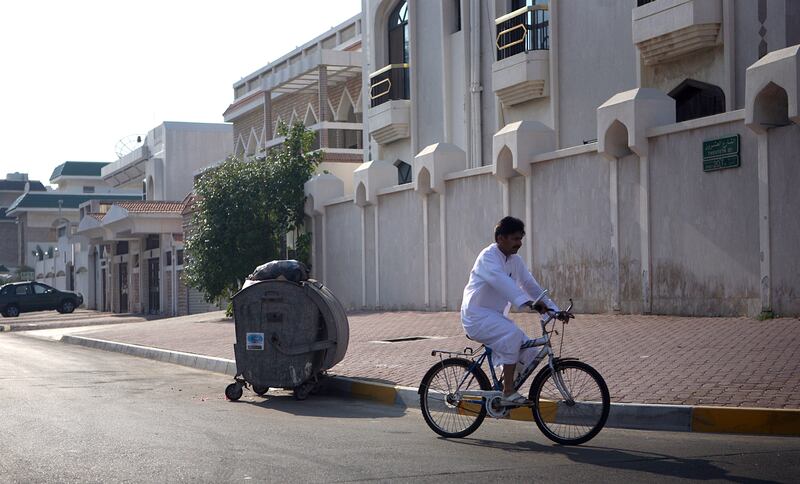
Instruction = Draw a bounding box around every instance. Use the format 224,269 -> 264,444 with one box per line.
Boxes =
418,292 -> 610,445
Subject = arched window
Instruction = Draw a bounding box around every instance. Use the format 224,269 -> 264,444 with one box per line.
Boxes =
395,160 -> 412,185
388,1 -> 409,64
669,79 -> 725,122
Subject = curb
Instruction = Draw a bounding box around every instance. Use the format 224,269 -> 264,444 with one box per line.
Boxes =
60,335 -> 800,437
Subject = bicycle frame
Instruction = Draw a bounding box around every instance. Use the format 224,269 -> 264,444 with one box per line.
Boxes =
432,294 -> 575,405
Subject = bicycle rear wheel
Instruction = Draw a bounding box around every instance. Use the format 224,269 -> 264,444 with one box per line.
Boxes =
419,357 -> 491,438
529,360 -> 610,445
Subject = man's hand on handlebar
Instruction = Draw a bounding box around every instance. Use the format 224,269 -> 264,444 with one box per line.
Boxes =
525,301 -> 550,314
555,310 -> 574,322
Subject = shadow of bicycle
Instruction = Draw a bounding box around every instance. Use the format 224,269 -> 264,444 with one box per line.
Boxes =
444,437 -> 778,483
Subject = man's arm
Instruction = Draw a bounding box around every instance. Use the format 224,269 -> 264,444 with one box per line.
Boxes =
515,258 -> 560,313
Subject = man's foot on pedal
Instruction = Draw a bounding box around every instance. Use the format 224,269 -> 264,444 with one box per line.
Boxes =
500,392 -> 529,406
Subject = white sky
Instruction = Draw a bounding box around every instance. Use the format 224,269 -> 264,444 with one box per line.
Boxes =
0,0 -> 362,186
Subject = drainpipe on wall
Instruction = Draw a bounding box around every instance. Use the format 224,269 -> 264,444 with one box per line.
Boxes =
469,0 -> 483,168
722,0 -> 735,110
440,0 -> 451,144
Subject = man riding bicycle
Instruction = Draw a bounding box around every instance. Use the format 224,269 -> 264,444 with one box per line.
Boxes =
460,216 -> 566,406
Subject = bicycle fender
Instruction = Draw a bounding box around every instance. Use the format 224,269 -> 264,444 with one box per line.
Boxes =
417,357 -> 475,394
553,357 -> 581,364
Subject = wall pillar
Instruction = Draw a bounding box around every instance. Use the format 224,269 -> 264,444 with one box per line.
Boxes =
639,154 -> 651,313
597,88 -> 675,313
360,206 -> 367,308
609,158 -> 621,312
439,190 -> 447,309
757,133 -> 771,312
744,43 -> 800,315
374,202 -> 380,306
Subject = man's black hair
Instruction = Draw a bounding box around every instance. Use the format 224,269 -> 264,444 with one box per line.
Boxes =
494,216 -> 525,240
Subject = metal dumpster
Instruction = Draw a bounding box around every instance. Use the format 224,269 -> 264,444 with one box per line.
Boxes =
224,278 -> 349,401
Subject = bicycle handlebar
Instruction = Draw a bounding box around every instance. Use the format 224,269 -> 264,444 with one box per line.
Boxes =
532,296 -> 575,325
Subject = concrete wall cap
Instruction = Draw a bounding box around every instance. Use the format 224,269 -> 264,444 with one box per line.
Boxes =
745,44 -> 800,133
597,88 -> 675,158
413,143 -> 466,195
352,160 -> 396,206
492,120 -> 555,178
304,173 -> 344,215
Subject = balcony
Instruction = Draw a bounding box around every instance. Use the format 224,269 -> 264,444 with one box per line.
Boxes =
368,64 -> 411,144
101,144 -> 150,187
633,0 -> 722,66
264,122 -> 364,163
491,5 -> 550,107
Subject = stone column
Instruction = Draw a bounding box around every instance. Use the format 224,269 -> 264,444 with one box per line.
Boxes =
263,90 -> 273,141
318,66 -> 329,149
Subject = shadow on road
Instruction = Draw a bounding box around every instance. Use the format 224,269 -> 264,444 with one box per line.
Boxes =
235,393 -> 408,419
445,437 -> 781,483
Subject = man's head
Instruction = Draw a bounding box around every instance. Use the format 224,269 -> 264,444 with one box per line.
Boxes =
494,216 -> 525,256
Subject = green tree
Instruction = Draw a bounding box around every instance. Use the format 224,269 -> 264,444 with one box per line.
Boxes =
184,122 -> 321,304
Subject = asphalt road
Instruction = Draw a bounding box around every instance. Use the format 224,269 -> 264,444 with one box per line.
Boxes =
1,334 -> 798,483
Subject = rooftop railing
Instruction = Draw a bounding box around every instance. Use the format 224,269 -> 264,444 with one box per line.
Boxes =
369,64 -> 410,108
495,4 -> 549,61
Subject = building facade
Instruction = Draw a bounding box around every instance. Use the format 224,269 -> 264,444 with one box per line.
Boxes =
76,122 -> 232,315
5,162 -> 141,301
224,15 -> 365,194
302,0 -> 800,317
0,173 -> 46,271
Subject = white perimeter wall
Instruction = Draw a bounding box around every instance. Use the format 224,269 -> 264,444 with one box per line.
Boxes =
313,115 -> 799,317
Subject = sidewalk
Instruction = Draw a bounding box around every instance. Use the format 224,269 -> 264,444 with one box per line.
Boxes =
22,308 -> 800,435
0,309 -> 153,332
24,310 -> 800,409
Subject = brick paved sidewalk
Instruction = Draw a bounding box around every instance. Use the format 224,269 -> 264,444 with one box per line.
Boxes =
63,310 -> 800,409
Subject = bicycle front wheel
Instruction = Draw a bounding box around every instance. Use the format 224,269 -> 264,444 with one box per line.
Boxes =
419,357 -> 491,438
529,360 -> 610,445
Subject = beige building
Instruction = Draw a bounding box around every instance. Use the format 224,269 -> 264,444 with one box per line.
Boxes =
302,0 -> 800,317
223,15 -> 365,194
0,173 -> 47,271
75,122 -> 232,315
6,162 -> 141,301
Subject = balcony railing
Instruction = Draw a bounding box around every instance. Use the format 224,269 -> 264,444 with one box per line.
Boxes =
495,4 -> 549,61
265,123 -> 363,152
369,64 -> 410,108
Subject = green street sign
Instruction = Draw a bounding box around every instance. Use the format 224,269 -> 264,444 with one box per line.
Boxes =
703,134 -> 740,172
703,154 -> 740,172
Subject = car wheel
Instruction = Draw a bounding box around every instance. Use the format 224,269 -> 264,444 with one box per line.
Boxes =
5,305 -> 20,318
60,301 -> 76,314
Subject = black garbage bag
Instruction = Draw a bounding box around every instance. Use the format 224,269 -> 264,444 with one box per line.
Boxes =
249,259 -> 309,283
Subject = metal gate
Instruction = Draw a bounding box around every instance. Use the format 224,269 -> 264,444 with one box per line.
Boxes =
148,258 -> 160,314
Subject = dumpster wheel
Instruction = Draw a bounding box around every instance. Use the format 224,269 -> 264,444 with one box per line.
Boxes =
225,382 -> 243,401
252,385 -> 269,396
293,384 -> 311,400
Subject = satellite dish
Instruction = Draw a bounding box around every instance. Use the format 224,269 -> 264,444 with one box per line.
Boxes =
114,134 -> 145,159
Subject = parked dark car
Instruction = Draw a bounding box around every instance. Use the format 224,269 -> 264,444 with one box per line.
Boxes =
0,281 -> 83,317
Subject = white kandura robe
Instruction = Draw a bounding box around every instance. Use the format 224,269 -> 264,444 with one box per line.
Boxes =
460,243 -> 558,366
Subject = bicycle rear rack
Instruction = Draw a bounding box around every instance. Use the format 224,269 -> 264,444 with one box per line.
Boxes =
431,346 -> 478,358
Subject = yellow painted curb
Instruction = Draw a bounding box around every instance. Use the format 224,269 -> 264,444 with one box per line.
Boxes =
508,406 -> 534,421
350,381 -> 397,405
692,406 -> 800,436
